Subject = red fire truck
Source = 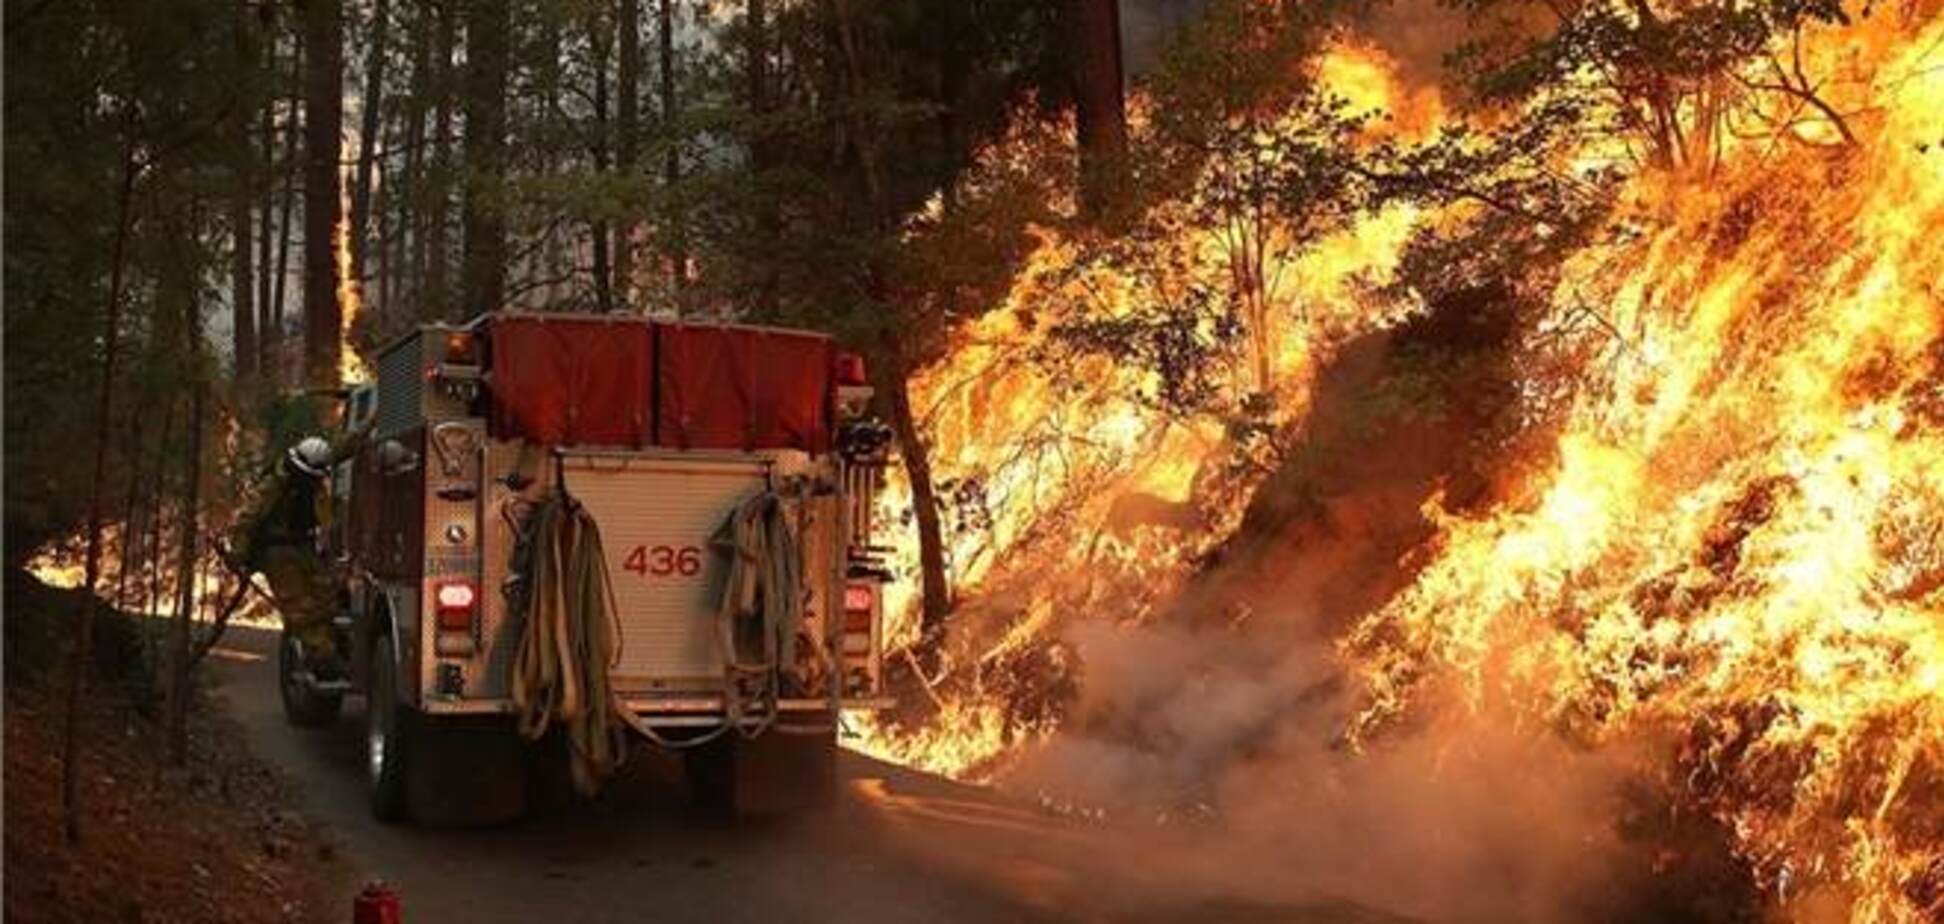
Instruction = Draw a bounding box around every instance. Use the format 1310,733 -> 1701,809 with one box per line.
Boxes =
280,313 -> 893,823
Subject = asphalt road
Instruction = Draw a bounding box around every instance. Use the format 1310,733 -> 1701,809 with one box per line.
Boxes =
208,626 -> 1403,924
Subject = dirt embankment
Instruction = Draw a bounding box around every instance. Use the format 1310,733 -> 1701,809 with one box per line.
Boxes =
5,574 -> 350,924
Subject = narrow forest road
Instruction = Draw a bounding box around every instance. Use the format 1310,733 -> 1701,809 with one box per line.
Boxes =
208,625 -> 1403,924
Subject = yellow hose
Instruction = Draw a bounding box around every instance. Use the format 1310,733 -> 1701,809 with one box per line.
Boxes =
509,493 -> 626,795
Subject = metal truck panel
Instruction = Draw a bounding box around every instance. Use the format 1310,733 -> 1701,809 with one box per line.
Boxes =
557,451 -> 772,689
373,325 -> 472,440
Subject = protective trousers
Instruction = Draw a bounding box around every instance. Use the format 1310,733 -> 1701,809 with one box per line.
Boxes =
260,546 -> 338,661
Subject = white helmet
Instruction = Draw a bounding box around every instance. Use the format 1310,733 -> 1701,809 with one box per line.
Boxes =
286,437 -> 332,477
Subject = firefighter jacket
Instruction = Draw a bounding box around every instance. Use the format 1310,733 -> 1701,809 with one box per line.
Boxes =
235,426 -> 369,569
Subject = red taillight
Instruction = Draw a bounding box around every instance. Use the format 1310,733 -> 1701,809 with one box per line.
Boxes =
444,331 -> 479,364
435,581 -> 477,631
843,583 -> 875,632
834,352 -> 868,386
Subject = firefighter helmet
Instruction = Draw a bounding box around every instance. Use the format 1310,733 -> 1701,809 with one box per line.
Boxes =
286,436 -> 333,477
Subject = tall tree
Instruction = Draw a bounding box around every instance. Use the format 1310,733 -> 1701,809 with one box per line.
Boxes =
747,0 -> 779,314
614,0 -> 642,305
254,28 -> 278,382
426,1 -> 457,319
461,0 -> 510,318
165,243 -> 208,767
1070,0 -> 1128,219
659,0 -> 685,292
272,40 -> 303,369
303,0 -> 345,386
61,133 -> 140,846
589,0 -> 616,312
351,0 -> 393,298
231,0 -> 259,383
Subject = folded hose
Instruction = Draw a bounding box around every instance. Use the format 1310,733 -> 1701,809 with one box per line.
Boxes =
713,492 -> 805,739
509,492 -> 628,795
509,485 -> 808,794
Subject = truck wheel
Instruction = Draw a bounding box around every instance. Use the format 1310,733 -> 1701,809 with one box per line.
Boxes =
278,631 -> 343,727
366,634 -> 414,822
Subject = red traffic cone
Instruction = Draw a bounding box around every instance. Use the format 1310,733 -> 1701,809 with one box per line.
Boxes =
352,881 -> 403,924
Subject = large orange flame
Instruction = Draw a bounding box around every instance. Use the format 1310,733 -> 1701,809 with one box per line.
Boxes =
856,10 -> 1942,920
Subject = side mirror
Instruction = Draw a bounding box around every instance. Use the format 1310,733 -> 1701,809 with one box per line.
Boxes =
346,385 -> 379,432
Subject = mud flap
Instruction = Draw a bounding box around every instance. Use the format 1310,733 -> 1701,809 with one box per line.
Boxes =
686,725 -> 837,817
405,714 -> 530,826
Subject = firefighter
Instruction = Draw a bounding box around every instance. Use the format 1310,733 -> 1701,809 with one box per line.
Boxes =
232,427 -> 366,678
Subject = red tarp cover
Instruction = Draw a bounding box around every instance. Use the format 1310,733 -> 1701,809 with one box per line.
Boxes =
488,316 -> 654,447
655,323 -> 833,453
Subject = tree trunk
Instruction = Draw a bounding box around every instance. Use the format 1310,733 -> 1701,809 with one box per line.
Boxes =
61,145 -> 139,845
400,3 -> 430,311
167,357 -> 207,767
273,42 -> 303,373
884,364 -> 951,654
427,1 -> 456,319
303,0 -> 344,387
747,0 -> 779,316
830,0 -> 947,655
461,0 -> 509,317
589,1 -> 615,313
256,54 -> 278,381
376,160 -> 393,323
935,1 -> 969,211
659,0 -> 684,294
232,200 -> 258,384
113,410 -> 151,609
231,1 -> 259,383
614,0 -> 640,308
1070,0 -> 1127,221
142,400 -> 179,670
351,0 -> 392,300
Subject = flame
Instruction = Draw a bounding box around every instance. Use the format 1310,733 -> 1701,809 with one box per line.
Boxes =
857,12 -> 1941,919
1347,20 -> 1944,916
336,178 -> 371,385
855,42 -> 1441,779
1314,40 -> 1444,142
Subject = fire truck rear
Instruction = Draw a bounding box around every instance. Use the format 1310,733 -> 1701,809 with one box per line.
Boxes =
281,313 -> 893,823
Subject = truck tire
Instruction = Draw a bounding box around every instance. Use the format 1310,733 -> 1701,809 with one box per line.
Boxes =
366,634 -> 414,821
686,725 -> 838,818
277,630 -> 343,728
366,636 -> 528,825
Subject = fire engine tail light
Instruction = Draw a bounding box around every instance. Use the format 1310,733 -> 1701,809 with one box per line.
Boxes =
443,331 -> 479,365
434,581 -> 477,632
843,582 -> 875,633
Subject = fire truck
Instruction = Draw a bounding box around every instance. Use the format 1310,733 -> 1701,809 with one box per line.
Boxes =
279,313 -> 893,823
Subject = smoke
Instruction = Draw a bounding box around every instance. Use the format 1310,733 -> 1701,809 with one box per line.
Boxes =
1119,0 -> 1209,74
1351,0 -> 1480,95
1000,621 -> 1649,923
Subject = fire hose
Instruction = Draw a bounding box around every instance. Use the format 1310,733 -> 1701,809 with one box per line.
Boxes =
507,492 -> 629,794
712,491 -> 806,740
507,486 -> 807,794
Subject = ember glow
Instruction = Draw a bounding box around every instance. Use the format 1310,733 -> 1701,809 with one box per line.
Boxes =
856,11 -> 1943,922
